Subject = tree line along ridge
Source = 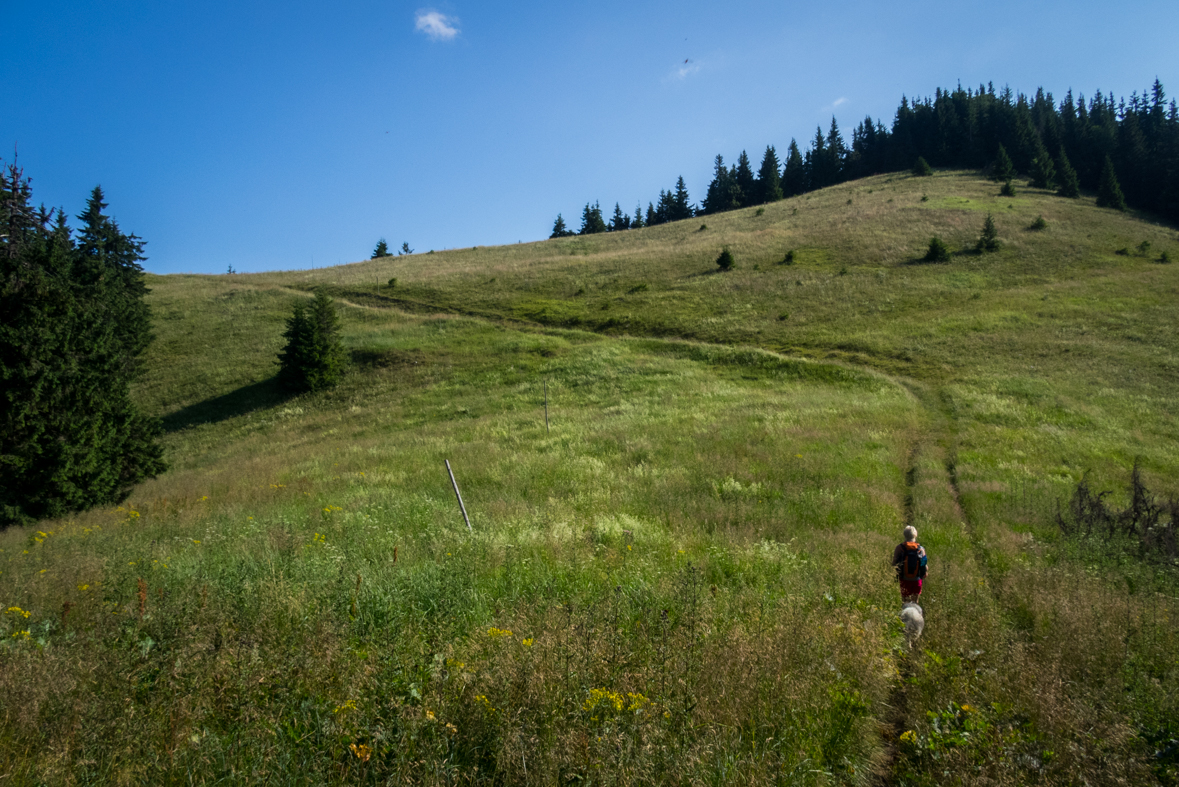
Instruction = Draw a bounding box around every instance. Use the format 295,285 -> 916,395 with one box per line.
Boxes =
552,79 -> 1178,236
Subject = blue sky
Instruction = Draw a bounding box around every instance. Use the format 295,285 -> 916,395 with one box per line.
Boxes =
5,1 -> 1177,274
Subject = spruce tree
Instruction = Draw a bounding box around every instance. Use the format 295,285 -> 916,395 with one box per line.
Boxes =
1056,147 -> 1081,198
734,151 -> 755,208
549,214 -> 573,238
976,213 -> 1001,253
632,203 -> 645,229
278,289 -> 347,392
372,238 -> 390,258
782,139 -> 807,196
757,145 -> 783,203
992,144 -> 1016,182
609,202 -> 630,232
671,176 -> 694,220
1029,139 -> 1056,189
825,117 -> 847,184
912,156 -> 933,176
924,236 -> 951,262
1,167 -> 165,525
702,155 -> 740,215
807,127 -> 830,189
715,247 -> 735,271
579,202 -> 607,234
1096,156 -> 1127,210
655,190 -> 675,224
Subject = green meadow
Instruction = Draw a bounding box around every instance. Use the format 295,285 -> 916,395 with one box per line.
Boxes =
2,171 -> 1177,785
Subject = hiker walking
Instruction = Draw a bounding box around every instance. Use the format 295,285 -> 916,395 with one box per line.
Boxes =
892,525 -> 928,602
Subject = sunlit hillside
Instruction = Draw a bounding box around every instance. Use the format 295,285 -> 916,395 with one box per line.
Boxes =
2,171 -> 1177,786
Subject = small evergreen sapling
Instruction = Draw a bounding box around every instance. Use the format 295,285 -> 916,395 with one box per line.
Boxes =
372,239 -> 390,258
924,236 -> 951,262
1000,180 -> 1017,197
716,247 -> 735,271
912,156 -> 933,177
976,213 -> 1000,253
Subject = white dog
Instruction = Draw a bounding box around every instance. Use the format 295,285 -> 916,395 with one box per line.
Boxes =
900,602 -> 924,648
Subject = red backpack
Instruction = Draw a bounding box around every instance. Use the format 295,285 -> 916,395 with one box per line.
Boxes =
899,541 -> 927,581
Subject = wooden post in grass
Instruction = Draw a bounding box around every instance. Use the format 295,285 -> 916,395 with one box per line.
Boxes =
544,379 -> 550,433
445,460 -> 472,532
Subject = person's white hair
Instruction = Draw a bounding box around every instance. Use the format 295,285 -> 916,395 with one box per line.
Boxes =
903,525 -> 918,541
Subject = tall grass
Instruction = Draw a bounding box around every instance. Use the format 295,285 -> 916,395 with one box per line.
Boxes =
3,171 -> 1178,784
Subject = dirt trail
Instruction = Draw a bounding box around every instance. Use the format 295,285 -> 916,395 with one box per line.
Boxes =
870,440 -> 925,786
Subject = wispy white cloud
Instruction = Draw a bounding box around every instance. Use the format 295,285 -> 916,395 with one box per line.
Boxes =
832,96 -> 848,107
415,9 -> 459,41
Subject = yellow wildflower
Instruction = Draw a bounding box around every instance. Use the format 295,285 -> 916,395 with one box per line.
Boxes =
487,627 -> 513,639
349,742 -> 372,762
522,638 -> 534,648
899,730 -> 918,747
6,607 -> 30,618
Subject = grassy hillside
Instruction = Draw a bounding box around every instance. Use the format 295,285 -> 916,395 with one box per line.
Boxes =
2,171 -> 1177,785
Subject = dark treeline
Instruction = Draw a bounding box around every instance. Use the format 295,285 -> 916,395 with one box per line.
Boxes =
552,79 -> 1179,237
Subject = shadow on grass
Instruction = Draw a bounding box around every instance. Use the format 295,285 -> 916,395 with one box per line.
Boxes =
903,249 -> 983,265
161,377 -> 296,433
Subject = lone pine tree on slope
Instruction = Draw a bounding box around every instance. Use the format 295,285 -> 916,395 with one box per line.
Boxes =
278,289 -> 348,392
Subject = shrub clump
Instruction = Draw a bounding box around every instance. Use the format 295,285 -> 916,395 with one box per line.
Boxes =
716,248 -> 735,271
1000,180 -> 1017,197
924,237 -> 951,263
1029,215 -> 1048,231
782,249 -> 795,265
1056,460 -> 1179,564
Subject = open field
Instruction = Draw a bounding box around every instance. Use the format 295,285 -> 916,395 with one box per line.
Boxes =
2,171 -> 1178,785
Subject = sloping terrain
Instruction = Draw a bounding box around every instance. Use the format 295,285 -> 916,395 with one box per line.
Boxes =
2,171 -> 1177,785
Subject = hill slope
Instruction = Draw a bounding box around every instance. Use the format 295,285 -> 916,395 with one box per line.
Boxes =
2,171 -> 1177,785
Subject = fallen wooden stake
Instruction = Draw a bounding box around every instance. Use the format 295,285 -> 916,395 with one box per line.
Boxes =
445,459 -> 472,532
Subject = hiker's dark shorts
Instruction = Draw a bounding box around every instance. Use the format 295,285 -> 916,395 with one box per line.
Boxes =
899,579 -> 923,599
